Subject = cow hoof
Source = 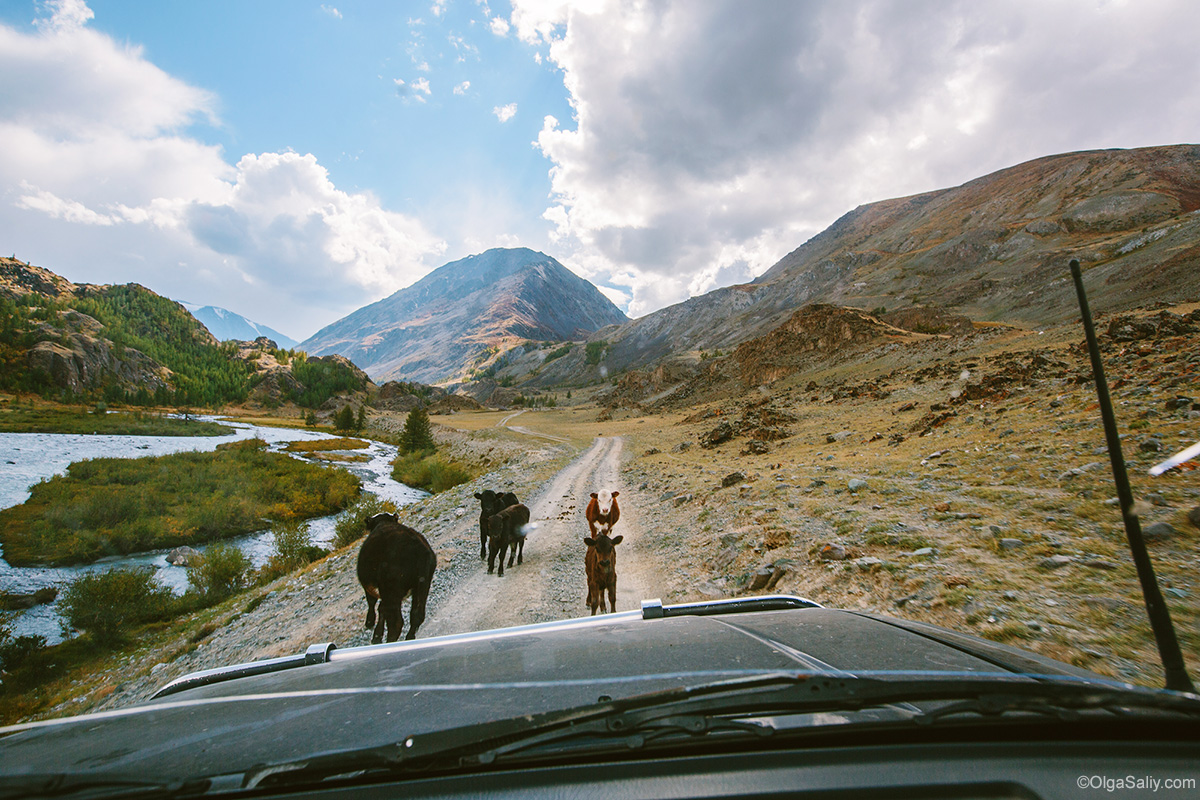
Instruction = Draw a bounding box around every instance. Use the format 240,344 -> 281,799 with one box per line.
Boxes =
371,636 -> 383,644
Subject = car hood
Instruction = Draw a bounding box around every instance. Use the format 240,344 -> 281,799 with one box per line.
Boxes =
0,600 -> 1107,783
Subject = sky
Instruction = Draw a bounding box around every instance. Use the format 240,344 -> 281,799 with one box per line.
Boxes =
1,0 -> 1198,342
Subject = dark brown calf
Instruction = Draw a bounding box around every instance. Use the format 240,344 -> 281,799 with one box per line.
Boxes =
487,502 -> 530,577
585,490 -> 620,536
357,512 -> 437,643
583,532 -> 623,615
474,490 -> 519,560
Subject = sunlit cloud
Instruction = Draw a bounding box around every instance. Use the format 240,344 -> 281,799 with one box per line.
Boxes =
454,80 -> 471,95
512,0 -> 1200,318
0,1 -> 448,334
493,103 -> 517,122
320,5 -> 342,20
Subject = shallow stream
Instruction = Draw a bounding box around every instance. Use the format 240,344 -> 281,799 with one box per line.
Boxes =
0,417 -> 424,643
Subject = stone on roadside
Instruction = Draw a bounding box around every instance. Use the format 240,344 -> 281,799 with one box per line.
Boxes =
818,542 -> 849,561
1187,506 -> 1200,529
721,471 -> 746,488
999,538 -> 1024,550
1040,554 -> 1075,570
1142,521 -> 1176,542
848,478 -> 868,492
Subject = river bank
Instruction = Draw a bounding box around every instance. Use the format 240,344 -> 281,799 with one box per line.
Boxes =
0,416 -> 425,644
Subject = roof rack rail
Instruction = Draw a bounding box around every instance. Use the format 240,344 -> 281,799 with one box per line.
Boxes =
641,595 -> 822,620
151,642 -> 336,700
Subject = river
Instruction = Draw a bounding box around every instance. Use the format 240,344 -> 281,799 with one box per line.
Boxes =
0,417 -> 425,643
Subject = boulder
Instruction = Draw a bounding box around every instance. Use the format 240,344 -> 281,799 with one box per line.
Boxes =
700,421 -> 735,449
1142,522 -> 1176,542
166,546 -> 201,566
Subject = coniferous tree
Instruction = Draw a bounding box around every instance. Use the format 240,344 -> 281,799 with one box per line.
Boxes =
400,406 -> 434,454
334,405 -> 355,433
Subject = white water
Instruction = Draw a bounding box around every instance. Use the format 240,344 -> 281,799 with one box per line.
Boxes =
0,417 -> 425,643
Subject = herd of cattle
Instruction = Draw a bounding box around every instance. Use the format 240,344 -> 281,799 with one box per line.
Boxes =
355,489 -> 624,643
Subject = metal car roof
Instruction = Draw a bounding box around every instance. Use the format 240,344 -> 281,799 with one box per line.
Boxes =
0,597 -> 1109,783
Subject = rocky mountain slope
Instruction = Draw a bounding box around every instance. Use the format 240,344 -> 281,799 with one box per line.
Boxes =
1,258 -> 368,411
300,248 -> 628,385
581,144 -> 1200,375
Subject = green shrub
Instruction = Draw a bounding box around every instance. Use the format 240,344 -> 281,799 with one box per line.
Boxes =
585,340 -> 607,365
188,542 -> 250,602
333,494 -> 399,549
59,568 -> 177,645
271,519 -> 313,567
392,452 -> 473,493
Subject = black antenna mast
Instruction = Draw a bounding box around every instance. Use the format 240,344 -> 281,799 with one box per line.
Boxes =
1069,259 -> 1194,693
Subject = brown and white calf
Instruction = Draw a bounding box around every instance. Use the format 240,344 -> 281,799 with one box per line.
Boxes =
356,513 -> 437,643
583,532 -> 623,615
585,490 -> 620,536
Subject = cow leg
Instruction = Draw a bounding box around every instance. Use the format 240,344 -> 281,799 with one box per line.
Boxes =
381,597 -> 403,643
487,538 -> 498,574
407,580 -> 431,641
507,537 -> 517,568
371,596 -> 388,644
607,579 -> 617,614
364,593 -> 378,630
497,539 -> 508,577
515,537 -> 524,565
479,516 -> 488,561
588,581 -> 599,615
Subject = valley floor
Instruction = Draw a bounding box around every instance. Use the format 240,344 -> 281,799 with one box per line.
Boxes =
18,306 -> 1200,722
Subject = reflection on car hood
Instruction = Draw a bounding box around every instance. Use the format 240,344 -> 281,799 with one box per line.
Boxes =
0,599 -> 1117,783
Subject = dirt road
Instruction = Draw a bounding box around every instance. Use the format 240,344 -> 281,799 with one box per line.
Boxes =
416,435 -> 655,637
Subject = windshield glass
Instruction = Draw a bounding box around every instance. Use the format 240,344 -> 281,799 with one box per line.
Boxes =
1,0 -> 1198,791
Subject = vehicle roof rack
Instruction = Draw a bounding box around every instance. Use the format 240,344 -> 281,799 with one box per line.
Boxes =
640,595 -> 821,619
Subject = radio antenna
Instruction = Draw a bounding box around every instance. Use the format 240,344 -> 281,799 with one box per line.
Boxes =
1069,259 -> 1193,693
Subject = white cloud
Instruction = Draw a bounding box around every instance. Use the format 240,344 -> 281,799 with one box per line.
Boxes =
34,0 -> 93,33
493,103 -> 518,123
454,80 -> 471,96
431,0 -> 448,18
393,76 -> 431,102
0,2 -> 447,336
490,16 -> 511,36
320,5 -> 342,20
513,0 -> 1200,318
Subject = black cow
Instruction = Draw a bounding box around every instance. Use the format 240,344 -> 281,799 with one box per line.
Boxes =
473,490 -> 519,560
487,502 -> 530,577
357,512 -> 437,643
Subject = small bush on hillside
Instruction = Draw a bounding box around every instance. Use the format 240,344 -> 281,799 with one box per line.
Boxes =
188,543 -> 250,602
0,612 -> 47,673
253,520 -> 327,584
59,568 -> 177,645
333,494 -> 399,549
271,519 -> 313,567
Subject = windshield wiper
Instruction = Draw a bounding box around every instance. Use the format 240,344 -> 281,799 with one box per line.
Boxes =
233,672 -> 1200,790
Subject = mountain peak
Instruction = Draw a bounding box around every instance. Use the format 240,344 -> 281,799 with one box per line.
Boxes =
300,248 -> 627,384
